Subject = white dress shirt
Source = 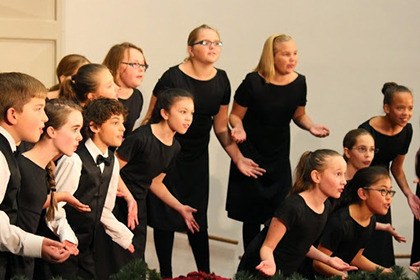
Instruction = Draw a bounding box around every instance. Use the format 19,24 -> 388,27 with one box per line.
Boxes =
0,126 -> 43,257
48,138 -> 133,249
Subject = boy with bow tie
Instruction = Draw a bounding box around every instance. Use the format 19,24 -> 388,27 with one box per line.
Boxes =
46,98 -> 135,280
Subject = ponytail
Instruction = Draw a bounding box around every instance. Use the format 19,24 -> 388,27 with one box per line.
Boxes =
45,161 -> 58,221
291,149 -> 341,195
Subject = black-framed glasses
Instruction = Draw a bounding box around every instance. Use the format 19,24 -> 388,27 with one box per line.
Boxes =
121,62 -> 149,71
191,40 -> 223,47
352,146 -> 378,154
363,188 -> 396,197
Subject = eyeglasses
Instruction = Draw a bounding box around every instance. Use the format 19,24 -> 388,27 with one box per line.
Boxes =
363,188 -> 396,197
191,40 -> 223,47
121,62 -> 149,71
352,146 -> 378,154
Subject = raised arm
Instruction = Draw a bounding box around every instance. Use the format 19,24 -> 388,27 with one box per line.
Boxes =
214,105 -> 265,178
292,106 -> 329,137
375,222 -> 406,243
391,154 -> 420,220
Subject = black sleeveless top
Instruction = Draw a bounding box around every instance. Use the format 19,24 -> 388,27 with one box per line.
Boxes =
0,134 -> 21,224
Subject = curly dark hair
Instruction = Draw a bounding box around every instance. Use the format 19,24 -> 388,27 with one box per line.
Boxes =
82,98 -> 127,139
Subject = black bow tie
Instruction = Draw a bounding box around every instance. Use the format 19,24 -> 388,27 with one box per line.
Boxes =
96,154 -> 112,166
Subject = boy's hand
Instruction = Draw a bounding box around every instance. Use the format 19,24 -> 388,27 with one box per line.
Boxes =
63,240 -> 79,255
127,244 -> 135,253
41,238 -> 71,263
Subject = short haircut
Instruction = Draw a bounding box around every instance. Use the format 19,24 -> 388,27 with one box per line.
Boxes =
82,98 -> 127,138
0,72 -> 47,121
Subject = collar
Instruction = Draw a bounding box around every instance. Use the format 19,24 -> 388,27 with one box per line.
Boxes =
84,138 -> 109,162
0,126 -> 17,152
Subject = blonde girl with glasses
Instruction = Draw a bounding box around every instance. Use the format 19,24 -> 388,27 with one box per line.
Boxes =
143,24 -> 265,278
314,166 -> 394,278
103,42 -> 148,138
359,82 -> 419,268
226,34 -> 330,252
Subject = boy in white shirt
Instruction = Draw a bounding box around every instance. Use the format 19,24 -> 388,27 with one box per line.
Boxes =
0,72 -> 70,279
47,98 -> 134,279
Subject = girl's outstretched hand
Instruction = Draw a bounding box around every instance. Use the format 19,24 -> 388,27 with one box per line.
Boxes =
384,223 -> 406,243
236,157 -> 266,178
59,192 -> 91,212
327,256 -> 358,272
126,196 -> 139,230
256,259 -> 276,277
180,205 -> 200,233
309,124 -> 330,138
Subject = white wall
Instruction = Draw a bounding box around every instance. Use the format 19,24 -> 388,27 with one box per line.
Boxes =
62,0 -> 420,256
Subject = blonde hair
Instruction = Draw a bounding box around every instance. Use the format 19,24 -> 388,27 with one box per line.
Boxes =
254,34 -> 293,83
184,24 -> 220,62
102,42 -> 146,85
292,149 -> 341,194
0,72 -> 47,121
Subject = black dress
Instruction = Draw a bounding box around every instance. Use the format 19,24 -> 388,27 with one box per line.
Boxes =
359,119 -> 413,267
411,149 -> 420,264
226,72 -> 307,224
147,65 -> 231,231
99,124 -> 180,277
318,206 -> 376,264
238,195 -> 330,277
118,88 -> 143,138
11,156 -> 49,279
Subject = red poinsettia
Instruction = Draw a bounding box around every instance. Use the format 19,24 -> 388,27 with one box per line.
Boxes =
169,271 -> 231,280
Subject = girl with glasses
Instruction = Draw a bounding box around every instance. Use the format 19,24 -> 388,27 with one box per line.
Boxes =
313,166 -> 394,278
143,24 -> 265,278
103,42 -> 148,138
359,82 -> 418,268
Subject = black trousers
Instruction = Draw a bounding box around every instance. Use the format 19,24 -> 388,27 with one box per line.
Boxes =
49,249 -> 96,280
411,184 -> 420,264
153,228 -> 210,278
